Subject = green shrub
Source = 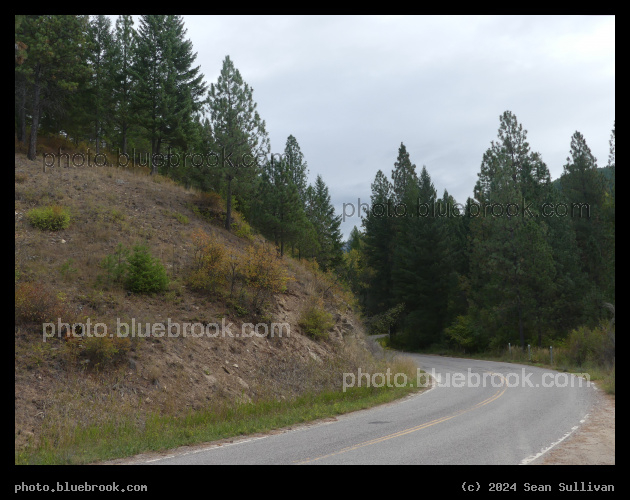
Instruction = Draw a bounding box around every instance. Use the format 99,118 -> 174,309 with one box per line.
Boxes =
98,244 -> 130,286
26,205 -> 70,231
299,299 -> 334,340
59,258 -> 78,281
230,211 -> 254,241
125,244 -> 169,294
234,219 -> 253,240
444,315 -> 484,352
82,336 -> 130,369
98,244 -> 168,294
174,212 -> 189,225
567,323 -> 614,367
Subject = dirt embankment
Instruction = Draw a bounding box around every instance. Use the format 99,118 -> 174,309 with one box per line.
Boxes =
15,151 -> 378,455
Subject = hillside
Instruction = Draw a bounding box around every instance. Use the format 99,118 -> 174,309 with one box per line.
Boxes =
14,151 -> 405,463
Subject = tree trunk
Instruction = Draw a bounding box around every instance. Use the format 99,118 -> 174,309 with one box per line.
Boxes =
225,176 -> 233,231
121,122 -> 128,156
95,116 -> 100,155
517,289 -> 524,350
17,81 -> 26,143
27,66 -> 41,161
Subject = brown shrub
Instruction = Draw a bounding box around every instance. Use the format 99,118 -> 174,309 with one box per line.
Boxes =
185,228 -> 228,292
15,282 -> 72,327
244,242 -> 292,310
192,191 -> 225,221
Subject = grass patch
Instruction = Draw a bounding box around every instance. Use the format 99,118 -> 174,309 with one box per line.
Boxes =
16,380 -> 422,465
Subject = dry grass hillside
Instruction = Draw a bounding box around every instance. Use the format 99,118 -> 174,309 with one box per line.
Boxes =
15,148 -> 406,461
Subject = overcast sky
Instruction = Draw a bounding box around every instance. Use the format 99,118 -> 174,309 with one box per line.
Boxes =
122,15 -> 615,240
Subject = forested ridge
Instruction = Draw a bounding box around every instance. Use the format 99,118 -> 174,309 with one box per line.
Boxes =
15,14 -> 615,354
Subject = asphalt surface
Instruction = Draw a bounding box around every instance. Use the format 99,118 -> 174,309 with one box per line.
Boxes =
141,353 -> 597,465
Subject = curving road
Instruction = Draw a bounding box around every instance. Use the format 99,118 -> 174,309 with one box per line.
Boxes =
141,354 -> 598,465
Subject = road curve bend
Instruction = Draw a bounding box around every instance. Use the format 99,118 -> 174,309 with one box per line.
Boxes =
141,354 -> 598,465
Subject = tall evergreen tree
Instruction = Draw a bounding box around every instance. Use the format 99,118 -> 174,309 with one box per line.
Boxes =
339,226 -> 370,309
560,132 -> 606,288
469,111 -> 555,349
253,152 -> 306,257
110,15 -> 138,156
437,188 -> 469,332
541,185 -> 587,336
305,175 -> 343,271
393,166 -> 452,348
362,170 -> 395,315
283,135 -> 309,204
207,55 -> 270,230
604,122 -> 615,304
86,15 -> 115,154
15,15 -> 90,160
15,15 -> 29,144
391,142 -> 418,209
134,15 -> 207,174
347,226 -> 363,252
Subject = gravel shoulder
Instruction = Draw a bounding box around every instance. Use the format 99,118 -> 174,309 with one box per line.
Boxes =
532,388 -> 614,465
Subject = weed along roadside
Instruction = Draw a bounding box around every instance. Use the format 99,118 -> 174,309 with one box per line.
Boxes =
15,150 -> 423,465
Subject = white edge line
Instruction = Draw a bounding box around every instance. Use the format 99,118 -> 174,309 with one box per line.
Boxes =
142,436 -> 271,463
142,374 -> 437,464
519,414 -> 590,465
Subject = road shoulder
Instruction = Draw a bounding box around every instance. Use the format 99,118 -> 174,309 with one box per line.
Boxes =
531,388 -> 614,465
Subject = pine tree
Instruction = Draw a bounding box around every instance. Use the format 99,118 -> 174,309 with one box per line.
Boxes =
15,15 -> 29,144
391,142 -> 418,208
362,170 -> 395,316
469,111 -> 555,349
437,188 -> 469,333
392,165 -> 452,348
110,15 -> 138,156
253,152 -> 306,256
207,55 -> 270,230
539,185 -> 587,335
339,226 -> 370,309
134,15 -> 207,174
305,175 -> 343,271
283,135 -> 309,204
560,131 -> 606,291
608,121 -> 615,170
87,15 -> 115,154
603,122 -> 615,304
15,15 -> 90,160
347,226 -> 363,252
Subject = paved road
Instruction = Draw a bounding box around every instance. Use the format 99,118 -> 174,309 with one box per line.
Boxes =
142,354 -> 597,465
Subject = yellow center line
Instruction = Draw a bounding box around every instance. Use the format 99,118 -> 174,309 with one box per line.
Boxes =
295,372 -> 508,464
